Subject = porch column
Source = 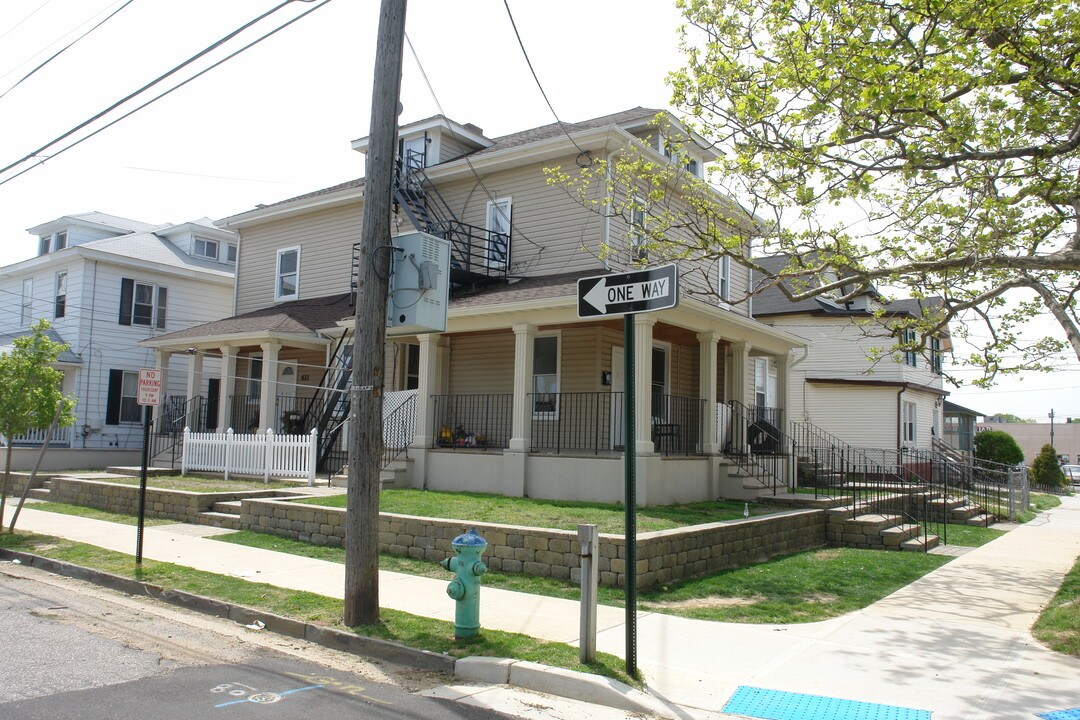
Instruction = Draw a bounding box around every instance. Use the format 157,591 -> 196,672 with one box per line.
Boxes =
185,351 -> 204,406
258,342 -> 281,432
218,346 -> 236,431
634,314 -> 655,454
730,341 -> 750,408
413,333 -> 442,448
698,332 -> 722,454
510,323 -> 536,452
153,350 -> 171,426
775,352 -> 789,427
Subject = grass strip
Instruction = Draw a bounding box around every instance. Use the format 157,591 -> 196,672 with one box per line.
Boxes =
80,475 -> 300,492
0,530 -> 635,686
213,531 -> 951,624
1032,553 -> 1080,657
296,489 -> 774,533
27,501 -> 179,527
941,523 -> 1006,548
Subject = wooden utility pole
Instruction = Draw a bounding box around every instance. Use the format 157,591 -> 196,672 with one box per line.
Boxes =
344,0 -> 407,627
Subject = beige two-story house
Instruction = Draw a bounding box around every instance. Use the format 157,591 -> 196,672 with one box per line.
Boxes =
142,108 -> 805,505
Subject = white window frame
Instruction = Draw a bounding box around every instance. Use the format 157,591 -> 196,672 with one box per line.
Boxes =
718,255 -> 731,303
903,401 -> 917,447
193,237 -> 219,260
651,342 -> 670,421
754,357 -> 768,411
248,354 -> 263,401
629,195 -> 647,264
39,236 -> 50,256
275,246 -> 300,302
21,278 -> 33,326
226,243 -> 238,263
54,231 -> 66,250
485,197 -> 511,270
901,327 -> 917,367
532,332 -> 561,419
120,370 -> 141,423
54,271 -> 67,319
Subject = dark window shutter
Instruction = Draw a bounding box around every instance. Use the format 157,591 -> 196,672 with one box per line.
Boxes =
156,286 -> 167,329
118,278 -> 133,325
106,369 -> 123,425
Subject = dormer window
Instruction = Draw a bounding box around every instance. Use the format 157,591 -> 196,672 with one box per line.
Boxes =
39,236 -> 49,256
38,231 -> 67,255
194,237 -> 219,260
400,135 -> 428,170
226,243 -> 237,263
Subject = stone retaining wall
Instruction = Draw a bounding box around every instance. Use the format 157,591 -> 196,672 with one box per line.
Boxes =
241,498 -> 826,590
49,478 -> 286,523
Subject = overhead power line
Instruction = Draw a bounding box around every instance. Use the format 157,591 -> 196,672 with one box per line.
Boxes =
0,0 -> 333,189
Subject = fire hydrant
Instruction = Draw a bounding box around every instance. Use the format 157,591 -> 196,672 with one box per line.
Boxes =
439,529 -> 488,638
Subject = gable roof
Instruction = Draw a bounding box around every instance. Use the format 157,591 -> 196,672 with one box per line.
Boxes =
78,232 -> 234,279
27,212 -> 160,236
148,292 -> 355,343
0,327 -> 82,364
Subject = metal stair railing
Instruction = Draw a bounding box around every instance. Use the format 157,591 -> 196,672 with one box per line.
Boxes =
150,395 -> 208,469
724,401 -> 794,495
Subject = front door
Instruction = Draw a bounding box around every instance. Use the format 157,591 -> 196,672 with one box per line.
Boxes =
206,378 -> 220,430
277,360 -> 298,432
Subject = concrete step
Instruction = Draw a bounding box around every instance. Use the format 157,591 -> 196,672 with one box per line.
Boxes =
929,497 -> 966,511
880,523 -> 922,547
105,466 -> 173,477
950,505 -> 982,521
193,511 -> 240,530
901,534 -> 940,552
212,500 -> 243,515
965,514 -> 994,526
844,514 -> 903,534
25,488 -> 51,501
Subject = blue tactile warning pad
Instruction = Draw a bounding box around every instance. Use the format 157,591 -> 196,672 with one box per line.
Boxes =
723,686 -> 931,720
1038,709 -> 1080,720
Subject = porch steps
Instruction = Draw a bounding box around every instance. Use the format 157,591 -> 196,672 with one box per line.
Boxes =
212,500 -> 243,515
880,523 -> 922,547
26,487 -> 52,501
965,513 -> 995,526
760,492 -> 851,510
901,534 -> 940,552
105,466 -> 174,477
329,460 -> 413,490
193,511 -> 240,530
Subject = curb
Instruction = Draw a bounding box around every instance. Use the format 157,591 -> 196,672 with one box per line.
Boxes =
0,548 -> 662,716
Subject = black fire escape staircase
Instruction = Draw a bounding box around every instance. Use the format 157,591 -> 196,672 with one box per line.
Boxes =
302,330 -> 354,474
351,149 -> 511,302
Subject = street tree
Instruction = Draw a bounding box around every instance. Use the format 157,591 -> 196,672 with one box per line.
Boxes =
1030,443 -> 1066,488
555,0 -> 1080,386
973,429 -> 1024,466
0,320 -> 76,531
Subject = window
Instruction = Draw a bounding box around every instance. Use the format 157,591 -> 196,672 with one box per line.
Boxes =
400,135 -> 427,170
54,231 -> 66,250
718,256 -> 731,303
54,272 -> 67,319
193,237 -> 218,260
629,197 -> 647,263
754,357 -> 768,411
485,198 -> 511,270
248,356 -> 263,400
39,236 -> 50,256
652,346 -> 669,419
106,370 -> 142,424
929,336 -> 942,374
532,334 -> 559,416
38,231 -> 66,255
902,401 -> 917,447
21,278 -> 33,326
226,244 -> 238,263
119,278 -> 167,329
276,247 -> 299,301
405,344 -> 420,390
901,328 -> 917,367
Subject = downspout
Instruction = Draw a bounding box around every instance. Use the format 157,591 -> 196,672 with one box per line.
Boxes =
896,384 -> 909,450
231,230 -> 241,316
82,260 -> 99,448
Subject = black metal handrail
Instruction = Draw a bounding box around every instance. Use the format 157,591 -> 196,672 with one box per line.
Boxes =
724,400 -> 793,494
432,394 -> 512,450
150,395 -> 208,469
651,393 -> 705,456
383,390 -> 417,467
529,392 -> 623,454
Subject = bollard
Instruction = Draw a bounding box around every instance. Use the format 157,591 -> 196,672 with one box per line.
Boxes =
439,528 -> 488,638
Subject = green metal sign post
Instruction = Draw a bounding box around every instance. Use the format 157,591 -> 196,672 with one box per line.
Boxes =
623,314 -> 637,676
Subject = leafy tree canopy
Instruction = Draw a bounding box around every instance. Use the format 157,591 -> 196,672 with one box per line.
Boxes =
557,0 -> 1080,386
991,413 -> 1034,423
973,428 -> 1025,465
1030,443 -> 1066,488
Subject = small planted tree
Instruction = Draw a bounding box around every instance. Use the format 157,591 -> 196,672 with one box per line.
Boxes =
1031,444 -> 1067,489
0,319 -> 76,531
973,430 -> 1024,467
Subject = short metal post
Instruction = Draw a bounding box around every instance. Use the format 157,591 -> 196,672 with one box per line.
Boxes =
578,523 -> 599,663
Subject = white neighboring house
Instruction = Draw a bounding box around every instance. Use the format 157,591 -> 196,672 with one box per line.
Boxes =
0,212 -> 235,457
752,256 -> 949,451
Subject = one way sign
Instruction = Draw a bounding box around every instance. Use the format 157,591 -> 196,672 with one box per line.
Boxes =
577,264 -> 679,318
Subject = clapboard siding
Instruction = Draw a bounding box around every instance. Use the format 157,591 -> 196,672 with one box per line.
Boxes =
448,332 -> 515,394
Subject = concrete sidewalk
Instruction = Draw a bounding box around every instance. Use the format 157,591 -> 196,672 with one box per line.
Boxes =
4,496 -> 1080,720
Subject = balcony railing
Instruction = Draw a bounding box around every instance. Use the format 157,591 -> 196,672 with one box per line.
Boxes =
530,392 -> 624,454
432,394 -> 512,450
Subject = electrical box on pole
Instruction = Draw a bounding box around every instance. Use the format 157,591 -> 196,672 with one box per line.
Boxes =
386,231 -> 450,336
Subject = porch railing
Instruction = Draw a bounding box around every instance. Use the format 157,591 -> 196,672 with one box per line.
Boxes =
722,401 -> 793,494
650,394 -> 706,456
432,394 -> 512,450
181,427 -> 317,485
529,392 -> 624,454
4,425 -> 73,447
383,389 -> 417,467
151,395 -> 208,469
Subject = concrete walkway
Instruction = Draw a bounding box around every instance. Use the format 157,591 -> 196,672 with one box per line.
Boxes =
4,496 -> 1080,720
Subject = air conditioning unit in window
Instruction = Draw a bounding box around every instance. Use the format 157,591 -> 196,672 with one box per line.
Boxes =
386,231 -> 450,336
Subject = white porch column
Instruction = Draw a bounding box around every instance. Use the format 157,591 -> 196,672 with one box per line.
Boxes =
730,341 -> 750,409
218,346 -> 236,431
185,351 -> 204,404
509,323 -> 536,452
634,314 -> 656,454
413,333 -> 442,448
153,350 -> 171,425
775,352 -> 789,426
258,343 -> 281,432
698,332 -> 721,454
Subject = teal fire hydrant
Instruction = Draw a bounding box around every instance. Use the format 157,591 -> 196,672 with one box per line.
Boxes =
439,529 -> 488,638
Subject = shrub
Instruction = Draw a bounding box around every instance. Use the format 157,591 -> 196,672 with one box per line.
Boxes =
973,429 -> 1024,466
1031,444 -> 1067,489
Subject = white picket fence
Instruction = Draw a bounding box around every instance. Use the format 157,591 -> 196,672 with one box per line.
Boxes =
181,427 -> 317,486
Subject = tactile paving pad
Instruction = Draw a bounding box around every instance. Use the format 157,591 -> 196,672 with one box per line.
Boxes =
722,685 -> 931,720
1038,709 -> 1080,720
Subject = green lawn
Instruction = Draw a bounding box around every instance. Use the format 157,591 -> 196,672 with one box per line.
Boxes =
1033,553 -> 1080,656
296,489 -> 773,533
71,474 -> 300,492
28,502 -> 179,527
213,530 -> 951,624
1018,493 -> 1061,523
0,530 -> 636,685
942,523 -> 1006,547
